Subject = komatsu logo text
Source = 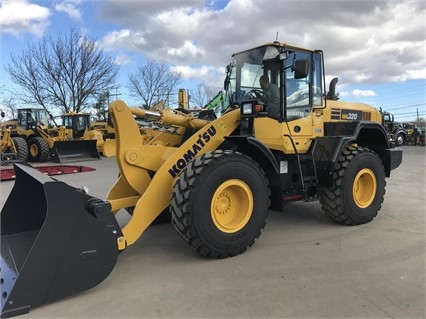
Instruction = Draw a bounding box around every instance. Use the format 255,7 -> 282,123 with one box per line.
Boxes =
168,125 -> 217,178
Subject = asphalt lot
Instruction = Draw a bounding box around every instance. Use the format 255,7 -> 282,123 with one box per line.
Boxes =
1,146 -> 425,318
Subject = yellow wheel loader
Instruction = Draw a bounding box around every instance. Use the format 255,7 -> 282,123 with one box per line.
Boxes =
1,108 -> 51,162
57,112 -> 103,158
91,111 -> 116,140
1,110 -> 28,163
0,128 -> 28,164
0,109 -> 101,163
0,42 -> 402,317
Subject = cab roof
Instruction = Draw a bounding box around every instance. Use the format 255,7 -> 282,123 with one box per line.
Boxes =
231,41 -> 317,57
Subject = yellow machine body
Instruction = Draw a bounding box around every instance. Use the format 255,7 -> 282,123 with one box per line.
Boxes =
0,42 -> 402,317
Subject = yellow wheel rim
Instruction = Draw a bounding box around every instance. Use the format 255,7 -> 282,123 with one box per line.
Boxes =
353,168 -> 377,208
211,179 -> 254,233
29,144 -> 38,157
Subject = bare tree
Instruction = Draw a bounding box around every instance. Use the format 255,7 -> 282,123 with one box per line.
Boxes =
189,83 -> 214,109
92,92 -> 110,121
5,26 -> 119,114
0,88 -> 19,119
127,60 -> 182,109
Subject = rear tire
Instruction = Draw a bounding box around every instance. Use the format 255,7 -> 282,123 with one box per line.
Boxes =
28,137 -> 50,162
171,150 -> 270,258
320,146 -> 386,225
11,137 -> 28,161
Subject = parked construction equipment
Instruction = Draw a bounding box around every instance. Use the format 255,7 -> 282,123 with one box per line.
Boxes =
1,41 -> 402,317
0,109 -> 101,162
403,122 -> 425,146
1,128 -> 28,164
203,90 -> 225,112
91,111 -> 115,140
380,109 -> 407,146
0,111 -> 28,164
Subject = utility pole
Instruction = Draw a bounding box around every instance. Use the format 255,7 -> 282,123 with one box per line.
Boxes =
416,108 -> 419,126
109,87 -> 122,101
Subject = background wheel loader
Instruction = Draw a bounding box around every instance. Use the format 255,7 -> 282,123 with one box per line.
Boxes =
0,128 -> 28,164
1,111 -> 28,164
1,41 -> 402,317
59,112 -> 104,156
0,108 -> 101,163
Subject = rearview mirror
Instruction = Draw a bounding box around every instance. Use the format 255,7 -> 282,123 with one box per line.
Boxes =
224,63 -> 232,90
292,59 -> 309,79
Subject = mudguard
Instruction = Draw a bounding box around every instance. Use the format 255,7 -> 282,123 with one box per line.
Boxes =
1,164 -> 121,317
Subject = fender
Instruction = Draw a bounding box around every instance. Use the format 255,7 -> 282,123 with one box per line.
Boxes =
315,121 -> 401,186
224,135 -> 282,211
224,135 -> 279,174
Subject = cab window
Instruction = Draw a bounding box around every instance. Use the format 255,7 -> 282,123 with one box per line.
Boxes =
285,51 -> 311,120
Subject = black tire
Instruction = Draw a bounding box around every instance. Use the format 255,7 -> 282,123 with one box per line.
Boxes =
396,133 -> 405,146
320,146 -> 386,225
11,137 -> 28,161
171,150 -> 270,258
28,136 -> 50,162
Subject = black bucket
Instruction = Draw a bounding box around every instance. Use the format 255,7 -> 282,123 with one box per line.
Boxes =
50,140 -> 101,163
1,164 -> 122,318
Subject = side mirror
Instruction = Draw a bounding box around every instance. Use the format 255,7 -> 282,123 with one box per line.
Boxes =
224,75 -> 230,91
224,63 -> 232,90
292,59 -> 309,79
1,111 -> 5,118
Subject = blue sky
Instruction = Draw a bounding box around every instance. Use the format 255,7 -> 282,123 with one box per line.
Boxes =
0,0 -> 425,122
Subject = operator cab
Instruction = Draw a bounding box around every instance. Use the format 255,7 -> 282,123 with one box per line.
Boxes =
61,114 -> 90,138
224,42 -> 325,122
18,108 -> 50,130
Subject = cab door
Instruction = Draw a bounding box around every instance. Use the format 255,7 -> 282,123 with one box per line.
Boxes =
283,51 -> 324,153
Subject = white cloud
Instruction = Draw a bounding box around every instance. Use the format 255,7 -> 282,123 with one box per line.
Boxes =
0,0 -> 50,36
96,0 -> 425,89
170,65 -> 224,91
352,89 -> 377,97
114,54 -> 134,66
168,41 -> 205,58
100,29 -> 147,51
3,0 -> 424,92
54,1 -> 82,20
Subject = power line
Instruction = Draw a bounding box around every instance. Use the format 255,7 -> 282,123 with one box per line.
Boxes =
372,84 -> 425,100
384,103 -> 426,111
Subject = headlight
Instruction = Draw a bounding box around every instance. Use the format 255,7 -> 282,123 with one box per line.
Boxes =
242,102 -> 253,115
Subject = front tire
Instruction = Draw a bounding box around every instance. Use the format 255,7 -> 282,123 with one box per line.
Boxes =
320,146 -> 386,225
171,150 -> 270,258
12,137 -> 28,161
28,136 -> 50,162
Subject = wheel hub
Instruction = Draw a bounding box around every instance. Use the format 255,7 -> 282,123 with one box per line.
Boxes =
353,168 -> 377,208
211,179 -> 253,233
215,193 -> 232,214
30,144 -> 38,157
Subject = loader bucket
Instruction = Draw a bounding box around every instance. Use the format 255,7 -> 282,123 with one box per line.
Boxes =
1,164 -> 122,318
50,140 -> 100,163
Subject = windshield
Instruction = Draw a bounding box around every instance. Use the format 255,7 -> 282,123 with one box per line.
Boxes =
18,109 -> 50,128
226,45 -> 281,106
62,115 -> 89,130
